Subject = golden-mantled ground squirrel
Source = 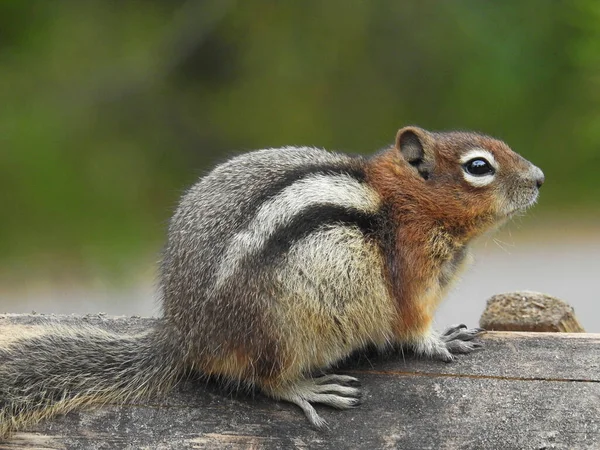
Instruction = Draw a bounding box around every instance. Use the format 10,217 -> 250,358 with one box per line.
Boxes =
0,126 -> 544,436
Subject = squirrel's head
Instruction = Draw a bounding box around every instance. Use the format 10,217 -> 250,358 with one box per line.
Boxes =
394,126 -> 544,228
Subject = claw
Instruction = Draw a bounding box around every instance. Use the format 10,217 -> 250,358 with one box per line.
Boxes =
442,323 -> 468,336
443,353 -> 456,363
440,324 -> 486,355
313,374 -> 360,387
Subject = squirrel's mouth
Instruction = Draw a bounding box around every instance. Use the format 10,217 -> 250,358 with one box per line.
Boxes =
503,191 -> 540,218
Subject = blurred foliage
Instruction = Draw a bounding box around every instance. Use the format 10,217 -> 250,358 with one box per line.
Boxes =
1,0 -> 598,280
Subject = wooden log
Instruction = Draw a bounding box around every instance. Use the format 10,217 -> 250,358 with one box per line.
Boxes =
479,291 -> 585,332
1,314 -> 599,449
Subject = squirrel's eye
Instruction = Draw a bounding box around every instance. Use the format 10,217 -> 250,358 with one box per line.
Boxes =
463,158 -> 494,176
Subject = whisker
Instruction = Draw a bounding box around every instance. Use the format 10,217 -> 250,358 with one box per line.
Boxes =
492,237 -> 515,254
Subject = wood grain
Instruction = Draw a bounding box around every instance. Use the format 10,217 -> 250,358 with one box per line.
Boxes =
1,314 -> 598,450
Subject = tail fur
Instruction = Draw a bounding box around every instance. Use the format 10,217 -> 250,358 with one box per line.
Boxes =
0,322 -> 180,439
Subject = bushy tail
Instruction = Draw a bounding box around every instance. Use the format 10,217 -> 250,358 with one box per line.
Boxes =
0,322 -> 180,439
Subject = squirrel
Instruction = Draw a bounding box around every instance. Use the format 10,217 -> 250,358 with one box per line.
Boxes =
0,126 -> 544,436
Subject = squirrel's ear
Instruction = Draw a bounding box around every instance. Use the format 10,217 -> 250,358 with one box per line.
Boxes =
395,126 -> 435,180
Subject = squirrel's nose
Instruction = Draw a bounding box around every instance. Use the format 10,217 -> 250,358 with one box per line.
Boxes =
536,175 -> 545,188
532,166 -> 545,189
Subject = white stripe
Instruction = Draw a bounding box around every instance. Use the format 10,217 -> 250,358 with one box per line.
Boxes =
214,174 -> 380,287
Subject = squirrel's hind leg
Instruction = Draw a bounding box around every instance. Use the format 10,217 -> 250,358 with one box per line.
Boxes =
261,375 -> 362,429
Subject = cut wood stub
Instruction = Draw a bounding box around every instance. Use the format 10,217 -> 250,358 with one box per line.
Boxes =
479,291 -> 585,332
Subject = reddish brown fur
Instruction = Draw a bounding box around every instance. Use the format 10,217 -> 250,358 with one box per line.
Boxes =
365,128 -> 521,339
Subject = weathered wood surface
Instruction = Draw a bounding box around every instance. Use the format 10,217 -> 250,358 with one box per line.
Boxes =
0,314 -> 599,450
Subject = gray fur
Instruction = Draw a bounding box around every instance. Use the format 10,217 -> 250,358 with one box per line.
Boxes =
0,324 -> 180,437
159,147 -> 375,368
0,136 -> 541,435
0,146 -> 378,436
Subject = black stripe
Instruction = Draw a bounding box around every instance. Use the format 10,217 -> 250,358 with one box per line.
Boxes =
377,203 -> 401,295
252,203 -> 380,264
237,158 -> 368,226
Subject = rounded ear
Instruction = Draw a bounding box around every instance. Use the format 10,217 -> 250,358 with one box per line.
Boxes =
395,126 -> 436,180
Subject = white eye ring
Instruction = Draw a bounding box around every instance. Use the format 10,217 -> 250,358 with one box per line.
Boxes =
460,149 -> 498,187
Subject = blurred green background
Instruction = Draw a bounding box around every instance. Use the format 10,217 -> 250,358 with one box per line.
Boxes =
1,1 -> 598,326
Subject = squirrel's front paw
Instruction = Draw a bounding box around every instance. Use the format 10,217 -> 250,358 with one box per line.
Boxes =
412,324 -> 485,362
413,334 -> 455,362
441,324 -> 486,354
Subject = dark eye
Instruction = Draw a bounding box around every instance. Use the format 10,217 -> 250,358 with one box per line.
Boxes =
463,158 -> 495,176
